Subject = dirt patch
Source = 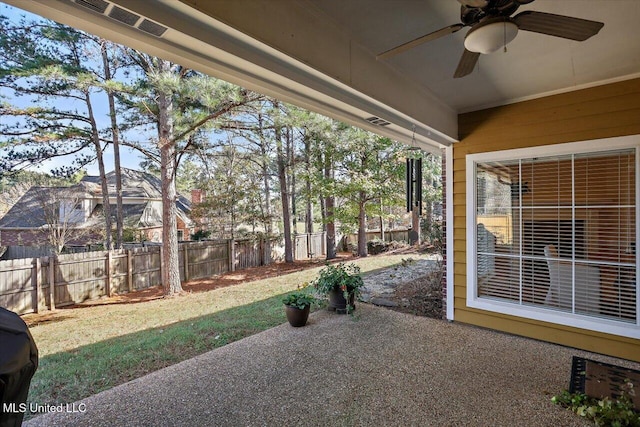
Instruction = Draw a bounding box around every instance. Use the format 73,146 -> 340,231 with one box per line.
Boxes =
183,259 -> 333,293
21,313 -> 75,328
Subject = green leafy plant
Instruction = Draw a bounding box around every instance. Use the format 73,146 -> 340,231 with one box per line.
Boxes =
312,262 -> 364,314
552,381 -> 640,427
312,263 -> 364,295
282,290 -> 317,309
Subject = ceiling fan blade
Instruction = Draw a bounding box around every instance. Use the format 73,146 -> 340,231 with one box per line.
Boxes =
514,11 -> 604,41
454,49 -> 480,78
377,24 -> 465,60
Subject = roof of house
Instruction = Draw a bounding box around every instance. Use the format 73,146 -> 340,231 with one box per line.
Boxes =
0,186 -> 61,228
0,169 -> 192,230
81,168 -> 164,199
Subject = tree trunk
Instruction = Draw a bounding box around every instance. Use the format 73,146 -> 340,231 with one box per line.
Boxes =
95,146 -> 112,250
305,191 -> 313,233
322,150 -> 337,259
275,124 -> 293,263
287,126 -> 297,242
262,162 -> 271,234
84,90 -> 112,250
325,195 -> 336,259
258,113 -> 272,236
318,195 -> 326,231
158,61 -> 182,295
305,133 -> 313,234
101,40 -> 124,249
228,153 -> 236,240
357,191 -> 368,257
261,152 -> 272,257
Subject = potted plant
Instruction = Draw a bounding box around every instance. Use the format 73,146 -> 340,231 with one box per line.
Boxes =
282,288 -> 316,327
312,262 -> 364,314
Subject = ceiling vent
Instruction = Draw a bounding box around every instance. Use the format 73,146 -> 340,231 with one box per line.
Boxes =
365,116 -> 392,127
108,5 -> 140,26
137,19 -> 168,37
75,0 -> 108,14
73,0 -> 167,37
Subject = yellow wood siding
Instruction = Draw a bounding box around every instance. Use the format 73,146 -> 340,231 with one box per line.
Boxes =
454,78 -> 640,362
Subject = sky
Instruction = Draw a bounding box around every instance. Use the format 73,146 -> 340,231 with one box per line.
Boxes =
0,2 -> 146,177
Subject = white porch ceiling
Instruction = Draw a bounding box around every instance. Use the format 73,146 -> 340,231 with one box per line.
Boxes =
312,0 -> 640,112
5,0 -> 640,151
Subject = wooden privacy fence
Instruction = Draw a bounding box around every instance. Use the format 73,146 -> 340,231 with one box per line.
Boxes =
0,238 -> 286,315
1,244 -> 105,261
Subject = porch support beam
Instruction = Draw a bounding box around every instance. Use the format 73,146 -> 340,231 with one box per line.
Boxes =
5,0 -> 458,151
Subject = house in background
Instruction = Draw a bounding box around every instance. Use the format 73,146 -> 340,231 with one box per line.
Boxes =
0,168 -> 193,251
6,0 -> 640,362
80,168 -> 193,242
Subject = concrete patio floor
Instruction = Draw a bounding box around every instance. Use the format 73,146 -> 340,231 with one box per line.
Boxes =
26,304 -> 639,426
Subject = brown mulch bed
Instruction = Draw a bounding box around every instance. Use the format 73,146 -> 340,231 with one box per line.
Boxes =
386,265 -> 444,319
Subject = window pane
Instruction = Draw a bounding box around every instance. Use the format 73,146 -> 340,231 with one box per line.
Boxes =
475,148 -> 637,324
476,161 -> 515,215
521,155 -> 572,207
522,255 -> 551,306
521,209 -> 575,258
600,265 -> 637,323
478,254 -> 520,303
575,150 -> 636,206
583,206 -> 636,263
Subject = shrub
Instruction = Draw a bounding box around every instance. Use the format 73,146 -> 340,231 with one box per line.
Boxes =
312,262 -> 364,296
552,385 -> 640,427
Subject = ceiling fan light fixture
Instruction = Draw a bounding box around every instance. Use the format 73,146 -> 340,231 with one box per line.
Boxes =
464,19 -> 518,54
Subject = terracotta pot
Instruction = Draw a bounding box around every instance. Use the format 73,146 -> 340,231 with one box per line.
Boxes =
328,288 -> 356,314
284,304 -> 310,327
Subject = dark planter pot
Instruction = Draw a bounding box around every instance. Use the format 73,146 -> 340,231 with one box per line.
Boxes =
285,305 -> 311,327
328,288 -> 356,314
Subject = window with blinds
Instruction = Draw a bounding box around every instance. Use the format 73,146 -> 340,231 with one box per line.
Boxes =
472,147 -> 637,328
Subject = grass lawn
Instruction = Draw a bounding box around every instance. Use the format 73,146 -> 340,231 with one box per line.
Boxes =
25,253 -> 425,419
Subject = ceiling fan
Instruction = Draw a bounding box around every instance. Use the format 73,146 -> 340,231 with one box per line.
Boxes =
377,0 -> 604,78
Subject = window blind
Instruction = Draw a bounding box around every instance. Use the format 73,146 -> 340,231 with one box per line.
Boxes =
475,149 -> 636,323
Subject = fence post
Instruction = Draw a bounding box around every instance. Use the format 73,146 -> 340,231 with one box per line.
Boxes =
324,232 -> 327,256
105,251 -> 112,297
259,239 -> 264,266
263,239 -> 270,265
32,258 -> 42,313
183,243 -> 189,282
159,246 -> 164,288
48,256 -> 56,311
228,239 -> 236,272
127,249 -> 133,293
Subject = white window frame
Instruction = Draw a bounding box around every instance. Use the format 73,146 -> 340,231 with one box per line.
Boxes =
466,135 -> 640,339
